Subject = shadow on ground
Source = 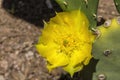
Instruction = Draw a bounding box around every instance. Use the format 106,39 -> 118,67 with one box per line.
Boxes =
2,0 -> 62,27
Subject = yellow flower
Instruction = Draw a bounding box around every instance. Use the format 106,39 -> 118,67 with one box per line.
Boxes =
36,10 -> 95,77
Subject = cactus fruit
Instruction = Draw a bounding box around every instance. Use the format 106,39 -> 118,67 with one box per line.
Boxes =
54,0 -> 99,28
114,0 -> 120,13
92,17 -> 120,80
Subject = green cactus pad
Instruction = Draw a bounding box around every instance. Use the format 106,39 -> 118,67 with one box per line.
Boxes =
92,17 -> 120,80
114,0 -> 120,13
55,0 -> 99,28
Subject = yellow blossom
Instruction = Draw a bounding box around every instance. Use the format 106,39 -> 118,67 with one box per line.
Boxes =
36,10 -> 95,77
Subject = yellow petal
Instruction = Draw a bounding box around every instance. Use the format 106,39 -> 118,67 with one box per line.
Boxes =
35,43 -> 57,57
47,53 -> 69,71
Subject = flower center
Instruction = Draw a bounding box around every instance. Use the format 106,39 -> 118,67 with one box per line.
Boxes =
59,34 -> 81,56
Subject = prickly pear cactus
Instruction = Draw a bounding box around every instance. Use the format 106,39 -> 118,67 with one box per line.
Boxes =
114,0 -> 120,13
55,0 -> 99,28
92,17 -> 120,80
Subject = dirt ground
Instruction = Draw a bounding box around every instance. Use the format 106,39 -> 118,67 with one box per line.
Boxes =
0,0 -> 119,80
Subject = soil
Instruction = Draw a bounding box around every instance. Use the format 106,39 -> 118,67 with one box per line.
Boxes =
0,0 -> 119,80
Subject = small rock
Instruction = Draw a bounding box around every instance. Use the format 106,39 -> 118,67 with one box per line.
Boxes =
18,71 -> 26,80
0,75 -> 5,80
0,37 -> 7,43
25,51 -> 34,60
0,60 -> 8,71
